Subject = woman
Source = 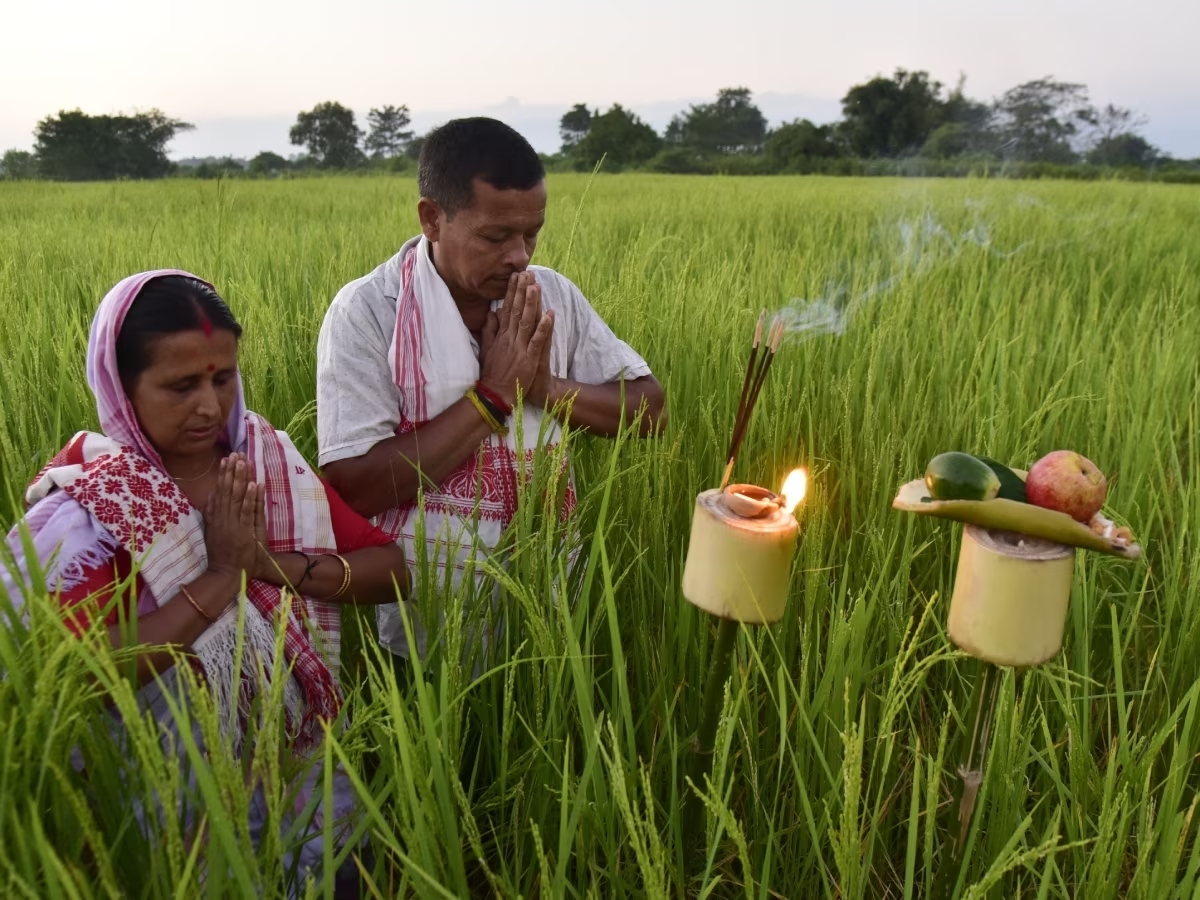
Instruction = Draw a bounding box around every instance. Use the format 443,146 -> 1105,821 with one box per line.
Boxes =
1,269 -> 409,895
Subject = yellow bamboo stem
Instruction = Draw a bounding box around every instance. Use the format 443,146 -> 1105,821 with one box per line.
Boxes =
681,488 -> 799,625
948,525 -> 1075,666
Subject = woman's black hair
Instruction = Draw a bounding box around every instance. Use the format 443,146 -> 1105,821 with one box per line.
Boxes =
115,275 -> 243,383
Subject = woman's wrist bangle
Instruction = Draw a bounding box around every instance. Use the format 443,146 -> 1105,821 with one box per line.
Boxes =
326,553 -> 352,601
180,584 -> 215,624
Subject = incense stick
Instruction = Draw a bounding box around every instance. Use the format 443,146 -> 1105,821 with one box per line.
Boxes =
730,311 -> 765,446
742,318 -> 784,421
720,313 -> 765,488
720,314 -> 785,489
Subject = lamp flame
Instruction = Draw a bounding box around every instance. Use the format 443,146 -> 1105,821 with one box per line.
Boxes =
780,468 -> 807,515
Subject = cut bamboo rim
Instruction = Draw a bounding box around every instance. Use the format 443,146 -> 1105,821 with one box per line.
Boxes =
681,487 -> 798,625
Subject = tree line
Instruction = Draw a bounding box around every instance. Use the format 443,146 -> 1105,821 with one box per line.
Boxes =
0,103 -> 422,182
3,71 -> 1198,183
555,74 -> 1196,180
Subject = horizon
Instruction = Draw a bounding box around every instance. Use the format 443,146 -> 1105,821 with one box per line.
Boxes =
2,0 -> 1198,160
162,92 -> 848,163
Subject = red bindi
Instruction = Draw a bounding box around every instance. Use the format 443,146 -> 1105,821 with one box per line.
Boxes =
206,364 -> 215,372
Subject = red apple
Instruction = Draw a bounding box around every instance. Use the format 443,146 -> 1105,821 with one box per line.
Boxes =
1025,450 -> 1108,522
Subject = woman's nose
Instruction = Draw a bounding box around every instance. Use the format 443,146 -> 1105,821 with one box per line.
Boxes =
195,382 -> 221,417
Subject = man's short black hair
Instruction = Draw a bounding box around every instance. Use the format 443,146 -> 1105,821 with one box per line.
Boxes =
418,117 -> 545,218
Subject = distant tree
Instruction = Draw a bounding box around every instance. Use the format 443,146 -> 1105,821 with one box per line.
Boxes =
570,104 -> 661,171
0,149 -> 38,180
1089,103 -> 1144,145
1089,133 -> 1160,167
764,119 -> 845,169
1076,102 -> 1159,166
192,157 -> 246,180
943,75 -> 993,142
665,87 -> 767,155
34,109 -> 193,181
920,124 -> 976,159
920,76 -> 994,159
941,75 -> 992,126
289,102 -> 365,169
644,147 -> 710,174
365,105 -> 413,158
991,78 -> 1096,163
248,151 -> 288,175
840,69 -> 946,158
405,134 -> 426,162
382,154 -> 417,174
559,103 -> 593,151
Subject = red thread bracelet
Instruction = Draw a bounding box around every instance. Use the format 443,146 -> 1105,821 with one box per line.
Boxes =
475,381 -> 513,416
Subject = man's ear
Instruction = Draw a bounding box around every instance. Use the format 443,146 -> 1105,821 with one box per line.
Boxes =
417,198 -> 441,242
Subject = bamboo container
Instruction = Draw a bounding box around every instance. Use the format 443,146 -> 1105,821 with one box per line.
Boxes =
947,524 -> 1075,667
681,485 -> 799,624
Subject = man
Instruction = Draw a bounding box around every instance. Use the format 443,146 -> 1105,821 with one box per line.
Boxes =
316,117 -> 665,667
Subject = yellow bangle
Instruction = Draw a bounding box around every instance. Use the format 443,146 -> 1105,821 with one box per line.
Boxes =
465,388 -> 508,436
179,584 -> 215,624
326,553 -> 352,601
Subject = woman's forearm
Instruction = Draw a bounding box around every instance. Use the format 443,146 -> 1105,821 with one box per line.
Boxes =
105,568 -> 240,685
102,543 -> 408,688
258,546 -> 409,605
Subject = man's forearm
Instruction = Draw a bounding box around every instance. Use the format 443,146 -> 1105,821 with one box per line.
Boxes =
325,376 -> 666,519
545,375 -> 666,437
323,399 -> 495,520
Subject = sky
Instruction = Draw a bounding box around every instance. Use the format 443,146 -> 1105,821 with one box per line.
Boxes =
1,0 -> 1197,160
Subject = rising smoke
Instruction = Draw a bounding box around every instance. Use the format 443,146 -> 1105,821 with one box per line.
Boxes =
772,205 -> 1030,346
